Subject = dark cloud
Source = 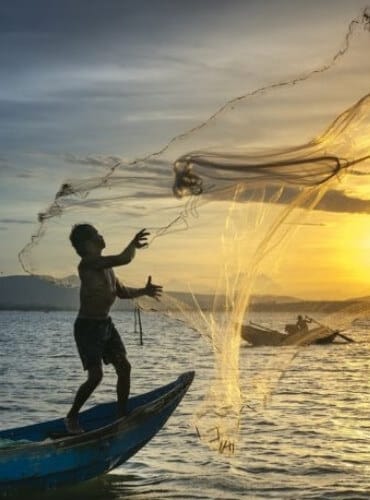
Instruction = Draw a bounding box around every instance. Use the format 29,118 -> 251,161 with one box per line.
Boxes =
1,0 -> 364,160
0,1 -> 248,73
229,184 -> 370,215
57,149 -> 370,214
0,1 -> 254,156
317,189 -> 370,214
1,0 -> 368,221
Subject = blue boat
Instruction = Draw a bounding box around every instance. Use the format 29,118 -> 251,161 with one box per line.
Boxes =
0,371 -> 194,495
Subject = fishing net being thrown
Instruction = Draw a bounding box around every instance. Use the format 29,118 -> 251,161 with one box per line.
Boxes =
19,8 -> 370,453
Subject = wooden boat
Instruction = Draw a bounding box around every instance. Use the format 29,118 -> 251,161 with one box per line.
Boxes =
241,324 -> 286,346
241,323 -> 342,347
280,325 -> 340,346
0,371 -> 194,494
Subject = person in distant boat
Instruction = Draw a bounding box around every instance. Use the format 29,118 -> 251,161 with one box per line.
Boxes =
65,224 -> 162,434
296,315 -> 311,333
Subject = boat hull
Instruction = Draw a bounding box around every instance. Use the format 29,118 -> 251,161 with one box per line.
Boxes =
281,326 -> 338,346
241,324 -> 339,347
0,371 -> 194,494
241,325 -> 285,346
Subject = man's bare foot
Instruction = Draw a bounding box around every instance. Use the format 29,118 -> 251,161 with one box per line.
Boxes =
64,416 -> 84,435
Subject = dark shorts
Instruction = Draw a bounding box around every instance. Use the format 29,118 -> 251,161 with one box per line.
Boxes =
74,317 -> 127,371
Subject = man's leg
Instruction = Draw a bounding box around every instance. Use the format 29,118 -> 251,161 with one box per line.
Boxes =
65,365 -> 103,432
112,355 -> 131,418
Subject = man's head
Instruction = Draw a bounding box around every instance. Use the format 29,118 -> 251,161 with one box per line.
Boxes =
69,224 -> 105,257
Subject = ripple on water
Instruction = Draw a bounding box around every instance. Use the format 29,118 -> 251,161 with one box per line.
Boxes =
0,311 -> 370,499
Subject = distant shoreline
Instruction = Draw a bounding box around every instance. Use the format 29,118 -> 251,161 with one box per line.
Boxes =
0,299 -> 365,313
0,275 -> 368,313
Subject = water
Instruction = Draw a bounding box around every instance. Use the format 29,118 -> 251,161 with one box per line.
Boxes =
0,310 -> 369,499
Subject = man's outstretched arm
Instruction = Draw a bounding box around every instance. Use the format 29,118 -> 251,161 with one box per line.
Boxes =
116,276 -> 163,300
83,229 -> 149,270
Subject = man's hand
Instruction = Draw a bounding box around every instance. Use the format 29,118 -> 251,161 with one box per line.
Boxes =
145,276 -> 163,300
132,229 -> 150,249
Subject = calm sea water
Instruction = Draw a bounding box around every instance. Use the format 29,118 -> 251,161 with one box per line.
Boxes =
0,310 -> 369,499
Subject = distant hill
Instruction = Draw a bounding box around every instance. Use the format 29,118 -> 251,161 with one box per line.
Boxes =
0,275 -> 133,311
165,291 -> 369,313
0,275 -> 367,312
0,275 -> 78,310
250,294 -> 301,304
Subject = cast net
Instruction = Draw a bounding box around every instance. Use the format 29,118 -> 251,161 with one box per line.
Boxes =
19,8 -> 370,453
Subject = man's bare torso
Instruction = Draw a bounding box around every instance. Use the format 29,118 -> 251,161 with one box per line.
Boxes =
78,262 -> 117,318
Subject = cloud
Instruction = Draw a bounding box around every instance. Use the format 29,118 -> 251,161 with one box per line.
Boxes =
317,189 -> 370,214
0,160 -> 37,179
225,184 -> 370,215
1,0 -> 366,164
0,218 -> 34,225
0,162 -> 14,175
15,171 -> 35,178
55,151 -> 370,215
63,154 -> 123,169
63,154 -> 173,178
0,1 -> 249,80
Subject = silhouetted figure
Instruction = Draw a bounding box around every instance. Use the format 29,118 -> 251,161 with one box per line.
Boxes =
64,224 -> 162,434
296,315 -> 311,333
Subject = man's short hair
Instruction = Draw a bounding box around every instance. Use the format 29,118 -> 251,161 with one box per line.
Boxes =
69,224 -> 96,257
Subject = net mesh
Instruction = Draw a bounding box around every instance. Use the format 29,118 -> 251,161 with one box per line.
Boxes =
18,8 -> 370,454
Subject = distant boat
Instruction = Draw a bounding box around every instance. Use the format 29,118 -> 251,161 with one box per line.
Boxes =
0,371 -> 194,495
241,323 -> 285,346
241,321 -> 347,346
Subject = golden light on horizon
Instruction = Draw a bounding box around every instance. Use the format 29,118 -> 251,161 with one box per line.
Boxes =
270,211 -> 370,300
343,216 -> 370,294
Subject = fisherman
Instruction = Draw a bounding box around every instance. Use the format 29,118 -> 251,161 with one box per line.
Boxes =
64,224 -> 162,434
296,315 -> 311,333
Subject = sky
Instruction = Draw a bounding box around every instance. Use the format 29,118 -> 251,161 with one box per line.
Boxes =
0,0 -> 369,300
